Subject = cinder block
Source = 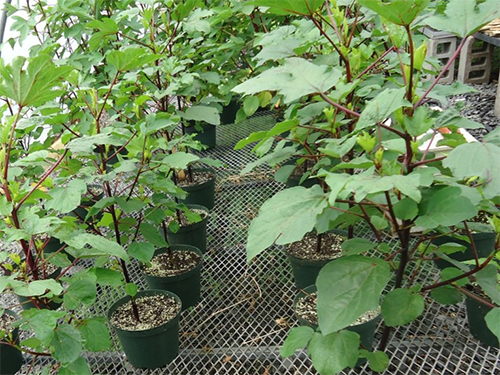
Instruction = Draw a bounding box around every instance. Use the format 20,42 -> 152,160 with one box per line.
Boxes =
458,36 -> 493,84
422,28 -> 457,83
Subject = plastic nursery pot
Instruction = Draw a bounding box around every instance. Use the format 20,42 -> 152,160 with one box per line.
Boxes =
286,230 -> 347,289
0,310 -> 24,375
465,295 -> 499,348
293,286 -> 381,365
179,168 -> 216,210
17,267 -> 62,311
185,122 -> 216,149
167,205 -> 209,254
220,99 -> 240,125
432,232 -> 495,270
43,237 -> 75,263
108,290 -> 182,369
142,245 -> 203,311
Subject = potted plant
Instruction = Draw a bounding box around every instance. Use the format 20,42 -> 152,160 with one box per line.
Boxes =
0,309 -> 24,375
234,0 -> 500,373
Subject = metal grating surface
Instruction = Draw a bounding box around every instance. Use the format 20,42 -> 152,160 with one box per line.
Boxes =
6,111 -> 500,374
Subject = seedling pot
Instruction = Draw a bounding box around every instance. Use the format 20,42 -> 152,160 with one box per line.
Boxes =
286,252 -> 335,290
185,122 -> 216,149
44,237 -> 75,262
293,286 -> 380,366
432,232 -> 495,270
0,310 -> 23,375
108,290 -> 182,369
180,168 -> 216,209
220,99 -> 240,125
167,205 -> 209,253
465,295 -> 499,348
143,245 -> 203,310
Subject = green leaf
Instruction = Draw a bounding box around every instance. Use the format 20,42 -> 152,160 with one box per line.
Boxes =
249,0 -> 324,15
125,283 -> 138,297
280,326 -> 314,358
358,0 -> 430,26
441,267 -> 468,287
95,268 -> 124,287
0,196 -> 13,216
66,133 -> 123,154
415,187 -> 477,229
64,233 -> 129,261
20,309 -> 65,345
45,180 -> 87,214
356,88 -> 410,130
393,198 -> 418,220
14,279 -> 63,297
341,238 -> 376,256
59,358 -> 91,375
431,285 -> 463,305
309,331 -> 360,375
51,324 -> 83,365
475,265 -> 500,305
443,142 -> 500,199
246,186 -> 328,261
106,47 -> 160,72
381,289 -> 425,327
360,350 -> 390,372
128,242 -> 156,263
87,18 -> 118,50
243,96 -> 260,117
64,271 -> 97,310
78,318 -> 112,352
182,105 -> 220,125
0,54 -> 72,107
159,152 -> 200,170
485,308 -> 500,344
140,223 -> 168,247
233,58 -> 342,104
234,131 -> 268,150
425,0 -> 500,37
116,197 -> 146,213
404,107 -> 435,138
317,256 -> 391,335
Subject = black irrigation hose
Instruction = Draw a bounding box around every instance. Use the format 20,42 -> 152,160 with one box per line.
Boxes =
0,0 -> 13,59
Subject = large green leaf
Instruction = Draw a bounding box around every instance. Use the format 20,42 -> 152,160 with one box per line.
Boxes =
485,308 -> 500,344
356,88 -> 410,130
63,271 -> 97,310
475,265 -> 500,305
317,256 -> 391,335
358,0 -> 430,26
87,18 -> 118,51
106,48 -> 160,72
63,233 -> 129,261
13,279 -> 63,297
381,288 -> 425,327
415,186 -> 477,229
51,324 -> 83,365
233,58 -> 342,104
308,331 -> 360,375
159,152 -> 200,169
425,0 -> 500,38
20,309 -> 65,345
246,186 -> 328,261
280,326 -> 315,358
443,142 -> 500,199
250,0 -> 324,15
45,180 -> 87,214
59,358 -> 91,375
78,318 -> 112,352
128,242 -> 156,263
0,54 -> 72,107
182,105 -> 220,125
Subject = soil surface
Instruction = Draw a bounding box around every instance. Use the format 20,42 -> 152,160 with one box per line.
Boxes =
287,232 -> 345,261
143,250 -> 201,277
110,294 -> 180,331
296,291 -> 380,326
0,313 -> 15,334
177,171 -> 214,188
166,208 -> 208,227
27,263 -> 59,280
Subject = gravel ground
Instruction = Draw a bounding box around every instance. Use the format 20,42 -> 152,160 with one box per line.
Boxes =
448,82 -> 499,140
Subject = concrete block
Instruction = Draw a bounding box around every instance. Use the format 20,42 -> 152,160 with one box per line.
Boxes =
423,28 -> 457,83
458,36 -> 493,84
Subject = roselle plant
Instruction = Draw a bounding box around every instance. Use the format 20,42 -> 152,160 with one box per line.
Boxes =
234,0 -> 500,373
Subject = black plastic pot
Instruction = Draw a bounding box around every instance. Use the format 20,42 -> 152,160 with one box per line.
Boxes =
0,310 -> 23,375
286,174 -> 321,188
220,99 -> 240,125
180,168 -> 216,210
185,122 -> 216,149
465,295 -> 499,348
293,286 -> 381,365
142,245 -> 203,311
167,205 -> 209,253
433,232 -> 495,270
44,237 -> 75,263
108,290 -> 182,369
286,251 -> 336,290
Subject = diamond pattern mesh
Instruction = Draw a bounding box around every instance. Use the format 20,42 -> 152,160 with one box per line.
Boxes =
9,112 -> 500,374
